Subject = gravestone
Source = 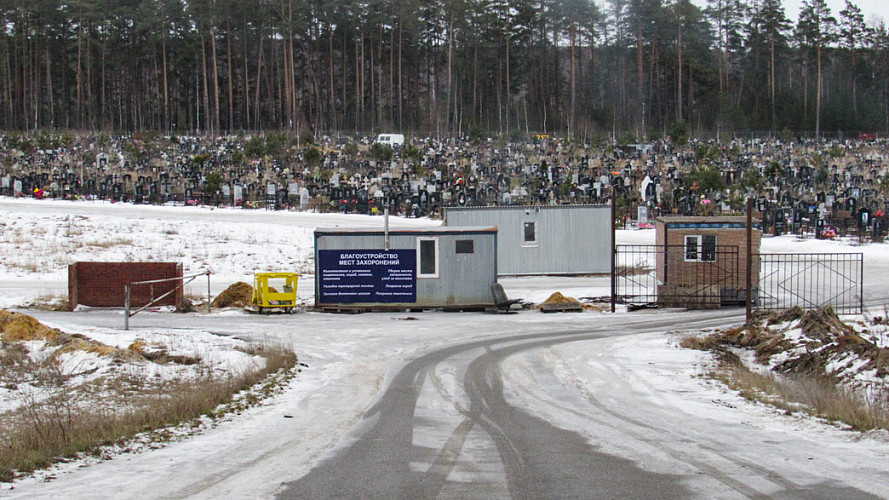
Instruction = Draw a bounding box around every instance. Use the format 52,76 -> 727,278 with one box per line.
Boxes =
773,210 -> 785,236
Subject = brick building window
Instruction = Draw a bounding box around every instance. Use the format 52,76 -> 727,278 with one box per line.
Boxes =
684,235 -> 717,262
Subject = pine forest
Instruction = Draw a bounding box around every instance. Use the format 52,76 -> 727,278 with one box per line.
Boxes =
2,0 -> 888,137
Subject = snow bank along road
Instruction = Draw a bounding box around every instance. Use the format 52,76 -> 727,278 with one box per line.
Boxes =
8,307 -> 889,499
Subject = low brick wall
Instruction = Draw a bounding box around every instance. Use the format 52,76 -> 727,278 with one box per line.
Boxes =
68,262 -> 183,310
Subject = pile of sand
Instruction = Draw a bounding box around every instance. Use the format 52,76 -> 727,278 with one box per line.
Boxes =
0,309 -> 63,342
539,292 -> 582,306
211,281 -> 255,309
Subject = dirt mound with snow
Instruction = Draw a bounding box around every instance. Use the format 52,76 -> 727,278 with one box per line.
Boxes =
776,307 -> 887,381
798,305 -> 856,341
685,306 -> 889,390
0,309 -> 145,361
0,309 -> 63,342
211,281 -> 254,309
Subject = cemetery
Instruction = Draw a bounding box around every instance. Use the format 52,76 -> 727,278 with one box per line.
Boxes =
0,133 -> 887,246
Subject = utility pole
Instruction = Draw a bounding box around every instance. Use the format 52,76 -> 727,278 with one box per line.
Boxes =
611,192 -> 617,313
746,197 -> 753,325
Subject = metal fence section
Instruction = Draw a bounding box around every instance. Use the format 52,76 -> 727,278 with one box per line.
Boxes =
615,245 -> 741,309
756,253 -> 863,314
614,247 -> 863,313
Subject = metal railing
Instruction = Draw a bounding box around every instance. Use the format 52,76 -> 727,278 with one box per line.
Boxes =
756,253 -> 863,314
614,246 -> 864,314
124,271 -> 211,330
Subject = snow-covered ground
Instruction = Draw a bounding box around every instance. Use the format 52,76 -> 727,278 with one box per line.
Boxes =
2,197 -> 889,497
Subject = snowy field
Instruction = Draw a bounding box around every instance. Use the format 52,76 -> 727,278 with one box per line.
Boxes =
2,197 -> 889,497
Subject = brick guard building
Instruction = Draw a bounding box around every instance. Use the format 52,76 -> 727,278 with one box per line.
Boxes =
655,216 -> 761,308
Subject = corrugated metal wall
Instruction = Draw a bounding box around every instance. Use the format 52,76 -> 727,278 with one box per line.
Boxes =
445,206 -> 611,275
314,229 -> 497,307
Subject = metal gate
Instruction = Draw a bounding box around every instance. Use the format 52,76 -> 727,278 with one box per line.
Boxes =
615,246 -> 863,313
615,245 -> 741,309
756,253 -> 863,313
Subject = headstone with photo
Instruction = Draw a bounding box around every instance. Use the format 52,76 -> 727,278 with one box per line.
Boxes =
859,208 -> 871,228
637,205 -> 649,224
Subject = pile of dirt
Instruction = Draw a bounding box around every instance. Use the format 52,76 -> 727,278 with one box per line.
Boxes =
799,306 -> 855,342
537,292 -> 585,312
682,324 -> 791,364
763,305 -> 805,325
53,334 -> 143,362
686,305 -> 889,384
775,306 -> 878,379
0,310 -> 146,361
211,281 -> 254,309
539,292 -> 582,306
0,309 -> 63,342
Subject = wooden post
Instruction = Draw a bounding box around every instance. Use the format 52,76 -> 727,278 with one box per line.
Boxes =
125,284 -> 131,331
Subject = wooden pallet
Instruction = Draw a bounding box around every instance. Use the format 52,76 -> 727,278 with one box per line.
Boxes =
540,303 -> 583,313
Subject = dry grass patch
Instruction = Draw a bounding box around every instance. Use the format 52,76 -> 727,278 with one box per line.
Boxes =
680,323 -> 791,364
711,353 -> 889,432
84,237 -> 134,248
0,313 -> 298,482
0,344 -> 297,482
685,306 -> 889,432
25,294 -> 71,312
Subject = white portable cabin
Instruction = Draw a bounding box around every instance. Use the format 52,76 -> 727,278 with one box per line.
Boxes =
314,226 -> 497,311
444,205 -> 612,276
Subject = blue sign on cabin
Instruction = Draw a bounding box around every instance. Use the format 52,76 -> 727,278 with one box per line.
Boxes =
318,249 -> 417,303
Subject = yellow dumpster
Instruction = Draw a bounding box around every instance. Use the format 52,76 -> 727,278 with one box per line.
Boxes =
252,272 -> 298,313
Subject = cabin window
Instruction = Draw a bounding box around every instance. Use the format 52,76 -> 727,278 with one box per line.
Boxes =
522,220 -> 538,246
418,237 -> 439,278
455,240 -> 474,254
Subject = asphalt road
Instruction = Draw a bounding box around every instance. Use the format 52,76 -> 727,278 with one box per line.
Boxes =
277,309 -> 881,499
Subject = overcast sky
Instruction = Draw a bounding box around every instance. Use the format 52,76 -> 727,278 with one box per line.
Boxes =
783,0 -> 887,24
597,1 -> 888,27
